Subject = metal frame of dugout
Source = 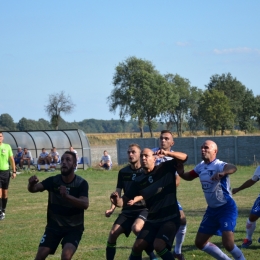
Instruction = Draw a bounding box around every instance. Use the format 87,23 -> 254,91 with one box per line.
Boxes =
2,129 -> 91,170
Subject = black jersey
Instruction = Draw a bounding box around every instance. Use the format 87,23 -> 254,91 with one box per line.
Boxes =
116,165 -> 147,215
125,159 -> 180,223
41,174 -> 89,231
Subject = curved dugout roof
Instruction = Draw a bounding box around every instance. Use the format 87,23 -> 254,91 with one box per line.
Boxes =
2,129 -> 91,169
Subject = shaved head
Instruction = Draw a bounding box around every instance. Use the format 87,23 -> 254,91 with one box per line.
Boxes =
201,140 -> 218,163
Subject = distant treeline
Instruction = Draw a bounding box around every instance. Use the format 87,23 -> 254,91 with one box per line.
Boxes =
0,113 -> 169,133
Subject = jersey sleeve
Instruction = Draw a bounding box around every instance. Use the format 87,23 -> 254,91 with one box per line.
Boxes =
41,177 -> 52,191
252,166 -> 260,182
116,170 -> 123,189
79,180 -> 89,197
189,169 -> 199,178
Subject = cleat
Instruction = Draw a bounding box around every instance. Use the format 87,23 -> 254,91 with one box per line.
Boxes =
173,251 -> 185,260
258,237 -> 260,243
0,213 -> 5,220
241,238 -> 252,248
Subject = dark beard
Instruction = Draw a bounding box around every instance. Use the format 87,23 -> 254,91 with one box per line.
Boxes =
61,166 -> 74,176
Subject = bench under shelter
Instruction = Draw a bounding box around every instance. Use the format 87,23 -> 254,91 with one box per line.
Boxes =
3,129 -> 91,170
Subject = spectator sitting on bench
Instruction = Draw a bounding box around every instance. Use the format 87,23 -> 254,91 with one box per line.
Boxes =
14,147 -> 23,167
48,147 -> 60,170
99,150 -> 112,170
20,148 -> 33,170
37,148 -> 50,172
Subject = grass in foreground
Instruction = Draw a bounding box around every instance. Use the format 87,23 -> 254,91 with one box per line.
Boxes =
0,166 -> 259,259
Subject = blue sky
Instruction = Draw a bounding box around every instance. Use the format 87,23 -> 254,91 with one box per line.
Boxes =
1,1 -> 259,123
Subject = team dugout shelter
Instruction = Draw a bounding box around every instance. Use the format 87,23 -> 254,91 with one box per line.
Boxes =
3,129 -> 91,169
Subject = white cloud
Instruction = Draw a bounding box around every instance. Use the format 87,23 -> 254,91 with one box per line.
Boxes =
176,41 -> 190,47
213,47 -> 260,55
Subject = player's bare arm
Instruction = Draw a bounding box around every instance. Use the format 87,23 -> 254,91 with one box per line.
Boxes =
127,195 -> 143,206
211,163 -> 237,181
232,179 -> 257,194
105,188 -> 121,217
59,185 -> 89,209
110,192 -> 130,207
28,175 -> 44,193
9,156 -> 16,179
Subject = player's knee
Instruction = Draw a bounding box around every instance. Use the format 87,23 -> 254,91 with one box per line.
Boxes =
195,238 -> 205,250
153,239 -> 166,252
131,224 -> 142,235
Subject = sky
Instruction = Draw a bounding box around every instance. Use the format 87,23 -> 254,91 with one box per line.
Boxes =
1,1 -> 260,123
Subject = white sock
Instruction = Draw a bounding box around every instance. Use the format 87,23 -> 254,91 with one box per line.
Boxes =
202,242 -> 232,260
229,245 -> 246,260
45,164 -> 48,169
38,165 -> 40,170
246,218 -> 256,240
174,224 -> 186,254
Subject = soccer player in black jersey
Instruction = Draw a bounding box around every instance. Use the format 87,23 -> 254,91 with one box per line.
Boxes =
106,144 -> 157,260
111,148 -> 187,260
28,151 -> 89,260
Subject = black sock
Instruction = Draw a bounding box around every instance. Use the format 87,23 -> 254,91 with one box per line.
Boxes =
2,198 -> 7,213
157,248 -> 174,260
106,242 -> 116,260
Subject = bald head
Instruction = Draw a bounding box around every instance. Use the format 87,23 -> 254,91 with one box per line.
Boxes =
140,148 -> 156,173
201,140 -> 218,163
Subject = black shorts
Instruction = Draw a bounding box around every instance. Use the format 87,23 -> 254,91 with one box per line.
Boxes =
38,227 -> 83,254
0,170 -> 11,189
137,217 -> 180,250
114,209 -> 148,237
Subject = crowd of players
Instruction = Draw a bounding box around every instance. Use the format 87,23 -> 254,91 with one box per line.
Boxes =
1,130 -> 260,259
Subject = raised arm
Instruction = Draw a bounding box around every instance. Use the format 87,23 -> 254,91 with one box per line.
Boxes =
232,179 -> 257,195
105,188 -> 121,217
211,163 -> 237,181
175,162 -> 197,181
28,175 -> 45,193
155,149 -> 188,162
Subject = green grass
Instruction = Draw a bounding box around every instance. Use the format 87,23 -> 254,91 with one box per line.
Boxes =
0,166 -> 259,259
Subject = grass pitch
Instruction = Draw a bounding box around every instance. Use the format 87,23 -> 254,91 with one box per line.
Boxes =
0,166 -> 259,259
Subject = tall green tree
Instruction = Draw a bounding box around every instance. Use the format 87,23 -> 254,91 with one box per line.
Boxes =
45,91 -> 75,130
205,73 -> 255,132
198,89 -> 234,135
108,56 -> 174,137
161,74 -> 201,137
0,113 -> 16,130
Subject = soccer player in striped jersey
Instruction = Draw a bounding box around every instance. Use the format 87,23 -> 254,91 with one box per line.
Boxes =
178,140 -> 245,260
28,151 -> 89,260
152,130 -> 187,260
105,144 -> 157,260
232,166 -> 260,248
111,148 -> 187,260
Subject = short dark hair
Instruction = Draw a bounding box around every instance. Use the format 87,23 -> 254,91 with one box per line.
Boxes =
160,130 -> 173,136
63,151 -> 77,164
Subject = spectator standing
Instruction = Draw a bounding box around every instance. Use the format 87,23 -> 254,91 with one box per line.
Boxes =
0,131 -> 16,220
99,150 -> 112,170
28,151 -> 89,260
178,140 -> 245,260
20,148 -> 33,169
37,148 -> 50,172
232,166 -> 260,248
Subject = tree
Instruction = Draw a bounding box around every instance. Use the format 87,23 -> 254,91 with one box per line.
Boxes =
198,89 -> 234,135
160,74 -> 201,137
45,91 -> 75,130
108,56 -> 175,137
205,73 -> 255,131
0,113 -> 16,130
